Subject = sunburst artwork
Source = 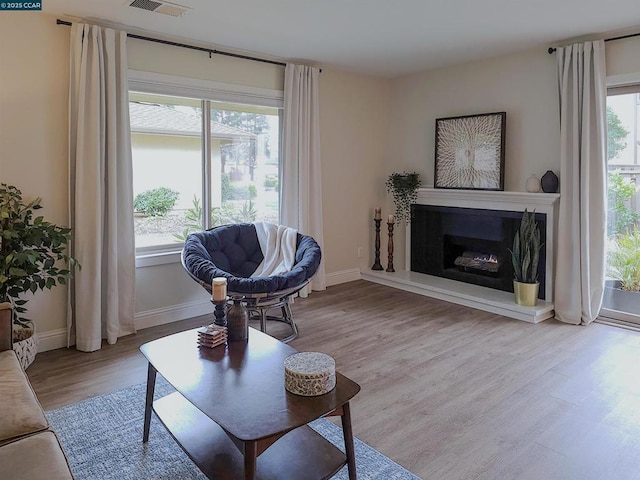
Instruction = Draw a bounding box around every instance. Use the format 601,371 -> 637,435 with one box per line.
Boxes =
434,112 -> 506,190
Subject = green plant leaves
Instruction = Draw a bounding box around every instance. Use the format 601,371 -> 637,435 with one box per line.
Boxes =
0,183 -> 78,326
133,187 -> 179,217
511,209 -> 542,283
608,171 -> 640,237
607,226 -> 640,291
172,196 -> 257,242
385,172 -> 421,224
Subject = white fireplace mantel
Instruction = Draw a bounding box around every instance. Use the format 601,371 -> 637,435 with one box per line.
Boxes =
362,189 -> 561,324
414,188 -> 560,212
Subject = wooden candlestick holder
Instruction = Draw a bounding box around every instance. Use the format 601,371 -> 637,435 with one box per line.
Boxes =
371,218 -> 383,270
212,298 -> 228,327
386,222 -> 395,272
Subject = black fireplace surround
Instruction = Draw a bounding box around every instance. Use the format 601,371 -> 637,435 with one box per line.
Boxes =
411,204 -> 547,300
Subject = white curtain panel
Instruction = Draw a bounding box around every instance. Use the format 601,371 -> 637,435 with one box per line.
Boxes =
281,63 -> 326,293
68,24 -> 136,351
555,41 -> 608,325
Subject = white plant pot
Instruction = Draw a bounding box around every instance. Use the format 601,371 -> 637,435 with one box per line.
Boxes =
13,326 -> 38,370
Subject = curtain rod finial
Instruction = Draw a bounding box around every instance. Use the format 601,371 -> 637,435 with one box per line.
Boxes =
548,47 -> 557,54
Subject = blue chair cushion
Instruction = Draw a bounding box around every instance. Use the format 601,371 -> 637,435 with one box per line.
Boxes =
182,223 -> 322,295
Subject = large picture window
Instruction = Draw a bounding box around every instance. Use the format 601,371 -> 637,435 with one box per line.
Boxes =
130,91 -> 281,250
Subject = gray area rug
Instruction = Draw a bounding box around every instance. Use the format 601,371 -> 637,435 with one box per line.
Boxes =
47,378 -> 420,479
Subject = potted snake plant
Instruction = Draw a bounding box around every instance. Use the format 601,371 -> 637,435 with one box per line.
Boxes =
510,209 -> 542,306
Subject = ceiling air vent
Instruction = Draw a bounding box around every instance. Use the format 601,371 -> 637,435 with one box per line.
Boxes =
128,0 -> 190,17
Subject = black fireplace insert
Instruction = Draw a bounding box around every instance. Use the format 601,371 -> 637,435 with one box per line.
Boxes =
410,204 -> 546,299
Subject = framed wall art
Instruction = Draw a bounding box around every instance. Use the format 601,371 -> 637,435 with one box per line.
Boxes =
434,111 -> 506,191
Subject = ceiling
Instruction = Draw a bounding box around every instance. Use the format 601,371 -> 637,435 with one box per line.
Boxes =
46,0 -> 640,77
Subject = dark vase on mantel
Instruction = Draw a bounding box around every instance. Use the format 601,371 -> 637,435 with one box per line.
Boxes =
541,170 -> 559,193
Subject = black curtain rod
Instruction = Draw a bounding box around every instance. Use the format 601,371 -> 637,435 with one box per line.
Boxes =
56,19 -> 287,67
547,31 -> 640,54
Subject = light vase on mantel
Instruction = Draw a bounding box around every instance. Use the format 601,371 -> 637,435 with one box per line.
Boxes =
513,281 -> 539,307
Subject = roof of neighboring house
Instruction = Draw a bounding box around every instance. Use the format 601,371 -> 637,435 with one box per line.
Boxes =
129,102 -> 256,140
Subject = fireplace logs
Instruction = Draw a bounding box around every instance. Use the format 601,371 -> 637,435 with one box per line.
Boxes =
453,251 -> 500,274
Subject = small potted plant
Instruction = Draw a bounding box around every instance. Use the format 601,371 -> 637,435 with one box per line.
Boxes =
0,183 -> 77,368
604,226 -> 640,315
385,172 -> 421,224
510,209 -> 542,306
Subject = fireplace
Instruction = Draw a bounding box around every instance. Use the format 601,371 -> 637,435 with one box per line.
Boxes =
411,204 -> 547,300
362,188 -> 559,323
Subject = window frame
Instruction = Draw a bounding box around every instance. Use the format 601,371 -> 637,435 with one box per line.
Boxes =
599,72 -> 640,325
129,70 -> 284,267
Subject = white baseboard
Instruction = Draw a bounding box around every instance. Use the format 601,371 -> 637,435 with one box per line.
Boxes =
134,272 -> 361,329
325,268 -> 361,287
35,273 -> 362,352
37,328 -> 69,353
33,300 -> 212,353
134,300 -> 212,330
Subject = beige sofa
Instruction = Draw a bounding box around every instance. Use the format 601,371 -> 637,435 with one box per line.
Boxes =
0,302 -> 74,479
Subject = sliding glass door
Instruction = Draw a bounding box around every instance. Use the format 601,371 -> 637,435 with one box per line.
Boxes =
602,87 -> 640,325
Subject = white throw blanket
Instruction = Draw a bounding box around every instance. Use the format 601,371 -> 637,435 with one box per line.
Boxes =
251,222 -> 298,277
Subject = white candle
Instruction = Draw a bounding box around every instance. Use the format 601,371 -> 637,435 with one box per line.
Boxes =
374,207 -> 382,220
212,277 -> 227,301
388,214 -> 395,224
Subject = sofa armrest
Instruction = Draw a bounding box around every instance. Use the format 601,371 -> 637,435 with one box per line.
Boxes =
0,303 -> 12,352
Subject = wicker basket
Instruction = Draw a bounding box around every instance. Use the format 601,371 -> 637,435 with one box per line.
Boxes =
13,326 -> 38,370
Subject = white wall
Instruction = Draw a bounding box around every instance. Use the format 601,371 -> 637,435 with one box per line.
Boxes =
607,37 -> 640,77
128,37 -> 283,90
318,68 -> 391,276
0,13 -> 70,345
388,47 -> 560,268
390,47 -> 560,192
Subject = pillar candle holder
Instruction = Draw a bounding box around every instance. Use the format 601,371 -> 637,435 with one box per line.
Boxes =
386,222 -> 395,272
212,298 -> 228,327
371,218 -> 383,270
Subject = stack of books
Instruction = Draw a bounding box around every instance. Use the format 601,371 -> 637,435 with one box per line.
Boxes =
197,324 -> 227,348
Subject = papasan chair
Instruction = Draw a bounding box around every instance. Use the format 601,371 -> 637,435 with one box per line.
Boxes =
181,222 -> 322,342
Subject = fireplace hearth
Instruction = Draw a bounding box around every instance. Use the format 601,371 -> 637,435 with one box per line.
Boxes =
411,204 -> 547,300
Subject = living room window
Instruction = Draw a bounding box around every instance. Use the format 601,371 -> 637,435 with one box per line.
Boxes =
130,91 -> 282,257
602,85 -> 640,324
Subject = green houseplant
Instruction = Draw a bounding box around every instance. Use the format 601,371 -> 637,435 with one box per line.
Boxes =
510,209 -> 542,306
385,172 -> 421,224
0,184 -> 77,367
607,171 -> 640,237
603,226 -> 640,315
608,226 -> 640,292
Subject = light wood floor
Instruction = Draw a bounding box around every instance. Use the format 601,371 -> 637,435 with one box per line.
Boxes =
28,280 -> 640,480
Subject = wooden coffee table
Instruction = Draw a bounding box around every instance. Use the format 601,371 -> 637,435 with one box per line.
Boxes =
140,327 -> 361,480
